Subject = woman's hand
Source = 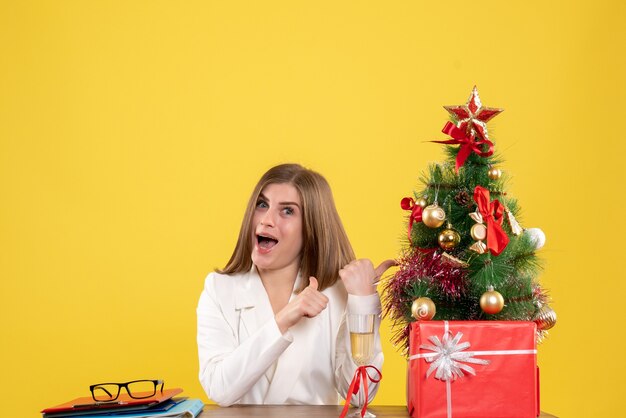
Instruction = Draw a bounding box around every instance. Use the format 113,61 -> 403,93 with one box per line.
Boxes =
339,259 -> 397,296
275,277 -> 329,334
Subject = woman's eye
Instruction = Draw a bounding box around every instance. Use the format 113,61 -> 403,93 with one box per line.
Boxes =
256,200 -> 268,209
282,207 -> 294,215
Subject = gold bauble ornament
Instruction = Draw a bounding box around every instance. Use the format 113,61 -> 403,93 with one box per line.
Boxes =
438,228 -> 461,250
480,286 -> 504,314
488,167 -> 502,180
533,304 -> 557,330
416,197 -> 428,208
421,204 -> 446,228
411,297 -> 436,320
470,223 -> 487,241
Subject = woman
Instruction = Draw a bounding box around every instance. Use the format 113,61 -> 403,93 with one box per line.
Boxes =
197,163 -> 394,406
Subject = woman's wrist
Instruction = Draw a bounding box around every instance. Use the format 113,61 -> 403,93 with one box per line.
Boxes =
345,285 -> 377,296
275,309 -> 296,334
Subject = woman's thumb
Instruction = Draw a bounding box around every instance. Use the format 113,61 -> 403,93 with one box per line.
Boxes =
308,276 -> 319,290
375,259 -> 398,278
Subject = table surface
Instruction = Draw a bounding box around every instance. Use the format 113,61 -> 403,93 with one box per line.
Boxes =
198,405 -> 557,417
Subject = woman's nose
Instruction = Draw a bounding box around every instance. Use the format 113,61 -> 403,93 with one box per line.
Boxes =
260,208 -> 276,227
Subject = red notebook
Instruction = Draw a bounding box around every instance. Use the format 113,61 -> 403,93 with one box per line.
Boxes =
41,388 -> 183,414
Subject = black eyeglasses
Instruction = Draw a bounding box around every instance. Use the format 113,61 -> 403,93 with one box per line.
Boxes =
89,379 -> 164,402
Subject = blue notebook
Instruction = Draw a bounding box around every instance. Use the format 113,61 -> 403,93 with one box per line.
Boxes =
44,399 -> 204,418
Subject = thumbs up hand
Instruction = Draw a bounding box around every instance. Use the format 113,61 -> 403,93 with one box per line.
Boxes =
275,276 -> 329,334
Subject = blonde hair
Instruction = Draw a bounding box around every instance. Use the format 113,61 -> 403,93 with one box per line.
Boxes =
219,163 -> 355,292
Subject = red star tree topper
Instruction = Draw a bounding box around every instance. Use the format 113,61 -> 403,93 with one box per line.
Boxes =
444,86 -> 503,141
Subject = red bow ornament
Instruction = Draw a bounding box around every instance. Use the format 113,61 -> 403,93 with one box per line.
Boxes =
339,365 -> 382,418
431,122 -> 495,173
401,197 -> 423,242
473,186 -> 509,256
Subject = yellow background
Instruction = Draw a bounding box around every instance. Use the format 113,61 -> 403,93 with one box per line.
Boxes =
1,1 -> 624,417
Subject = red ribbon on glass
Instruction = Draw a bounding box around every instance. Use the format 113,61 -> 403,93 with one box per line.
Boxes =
432,122 -> 495,172
401,197 -> 423,241
473,186 -> 509,256
339,365 -> 382,418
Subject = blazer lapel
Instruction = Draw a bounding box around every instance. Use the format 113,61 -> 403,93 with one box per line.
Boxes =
234,267 -> 277,387
234,267 -> 276,334
233,269 -> 257,338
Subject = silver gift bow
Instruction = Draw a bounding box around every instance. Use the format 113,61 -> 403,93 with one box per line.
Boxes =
419,331 -> 490,381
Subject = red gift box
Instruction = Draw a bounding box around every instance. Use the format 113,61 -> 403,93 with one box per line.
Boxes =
407,321 -> 539,418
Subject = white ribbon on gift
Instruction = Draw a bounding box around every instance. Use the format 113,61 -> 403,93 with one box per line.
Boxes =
408,321 -> 537,418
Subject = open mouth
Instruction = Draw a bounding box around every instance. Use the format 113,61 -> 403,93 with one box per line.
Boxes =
257,234 -> 279,250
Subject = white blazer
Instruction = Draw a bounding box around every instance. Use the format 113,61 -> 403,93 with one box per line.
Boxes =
197,267 -> 384,406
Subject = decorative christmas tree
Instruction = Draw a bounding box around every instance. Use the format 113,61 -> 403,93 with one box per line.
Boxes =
383,87 -> 556,352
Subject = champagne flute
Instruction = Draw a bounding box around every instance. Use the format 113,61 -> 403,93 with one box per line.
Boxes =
348,313 -> 376,418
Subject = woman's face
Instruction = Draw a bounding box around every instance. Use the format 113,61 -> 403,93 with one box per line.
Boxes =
251,182 -> 304,274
